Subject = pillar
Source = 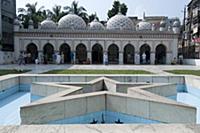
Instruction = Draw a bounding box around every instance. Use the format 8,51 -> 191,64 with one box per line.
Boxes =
119,51 -> 123,65
150,52 -> 155,65
135,52 -> 140,64
38,50 -> 43,64
87,51 -> 92,64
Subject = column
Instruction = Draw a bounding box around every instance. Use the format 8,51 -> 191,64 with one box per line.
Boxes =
38,50 -> 43,64
135,52 -> 140,65
119,51 -> 123,65
150,52 -> 155,65
72,51 -> 76,64
87,51 -> 92,64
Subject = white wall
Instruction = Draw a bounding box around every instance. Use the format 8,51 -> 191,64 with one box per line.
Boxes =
184,59 -> 200,66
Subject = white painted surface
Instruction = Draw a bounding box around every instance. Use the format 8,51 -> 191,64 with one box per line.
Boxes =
184,59 -> 200,66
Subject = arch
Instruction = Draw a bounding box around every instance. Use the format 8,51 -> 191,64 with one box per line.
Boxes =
108,44 -> 119,64
43,43 -> 54,64
76,44 -> 87,64
92,44 -> 103,64
60,43 -> 71,64
155,44 -> 167,64
26,43 -> 38,64
123,44 -> 135,64
140,44 -> 151,64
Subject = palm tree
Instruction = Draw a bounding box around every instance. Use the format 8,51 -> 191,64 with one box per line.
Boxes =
18,2 -> 45,28
51,5 -> 65,22
64,1 -> 89,23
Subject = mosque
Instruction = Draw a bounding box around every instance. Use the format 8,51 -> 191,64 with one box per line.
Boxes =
14,10 -> 181,65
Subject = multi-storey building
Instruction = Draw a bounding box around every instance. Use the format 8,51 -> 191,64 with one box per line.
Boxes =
0,0 -> 16,64
184,0 -> 200,58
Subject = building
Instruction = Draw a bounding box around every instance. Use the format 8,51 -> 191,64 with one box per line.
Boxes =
183,0 -> 200,59
14,11 -> 181,65
0,0 -> 16,64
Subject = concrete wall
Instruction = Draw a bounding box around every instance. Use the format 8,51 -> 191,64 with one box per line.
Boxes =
21,93 -> 106,124
106,94 -> 196,123
142,84 -> 177,97
184,59 -> 200,66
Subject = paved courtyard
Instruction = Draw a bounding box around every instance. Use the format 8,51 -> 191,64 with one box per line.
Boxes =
0,64 -> 199,75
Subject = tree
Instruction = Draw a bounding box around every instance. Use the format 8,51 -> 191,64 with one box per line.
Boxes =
18,2 -> 45,28
88,13 -> 99,23
107,0 -> 128,19
64,1 -> 89,23
50,5 -> 65,22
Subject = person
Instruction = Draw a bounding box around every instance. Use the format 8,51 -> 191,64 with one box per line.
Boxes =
56,54 -> 61,64
103,52 -> 108,65
70,52 -> 74,64
18,52 -> 25,72
35,58 -> 39,64
61,52 -> 65,64
171,57 -> 177,65
142,52 -> 146,64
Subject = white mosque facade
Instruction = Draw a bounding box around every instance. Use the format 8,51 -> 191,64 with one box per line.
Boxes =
14,12 -> 181,65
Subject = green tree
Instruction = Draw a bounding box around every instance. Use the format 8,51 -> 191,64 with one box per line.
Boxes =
88,13 -> 99,23
64,1 -> 89,23
18,2 -> 45,28
50,5 -> 65,22
107,0 -> 128,19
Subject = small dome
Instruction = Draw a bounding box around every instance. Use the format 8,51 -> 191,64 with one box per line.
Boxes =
89,19 -> 105,30
107,14 -> 134,30
160,20 -> 166,27
41,18 -> 57,29
29,19 -> 34,25
58,13 -> 86,30
14,18 -> 20,25
137,20 -> 152,31
173,20 -> 180,27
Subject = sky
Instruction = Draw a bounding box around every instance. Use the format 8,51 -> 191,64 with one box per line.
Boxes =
16,0 -> 190,21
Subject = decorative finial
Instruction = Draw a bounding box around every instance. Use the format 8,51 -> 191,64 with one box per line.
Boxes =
143,12 -> 145,20
94,12 -> 98,21
118,5 -> 122,14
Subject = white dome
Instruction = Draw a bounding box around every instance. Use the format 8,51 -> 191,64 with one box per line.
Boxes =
137,20 -> 152,31
160,20 -> 167,27
41,18 -> 57,29
29,19 -> 34,25
107,14 -> 134,30
89,19 -> 105,30
14,18 -> 20,25
173,20 -> 180,27
58,14 -> 86,30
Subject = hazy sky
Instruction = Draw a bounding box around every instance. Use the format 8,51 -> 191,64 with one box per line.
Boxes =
16,0 -> 190,20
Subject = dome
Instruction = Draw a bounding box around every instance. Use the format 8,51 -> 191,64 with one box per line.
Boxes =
107,14 -> 134,30
137,20 -> 152,31
89,19 -> 105,30
29,19 -> 34,25
14,18 -> 20,25
41,18 -> 57,29
173,20 -> 180,27
160,20 -> 167,27
58,13 -> 86,30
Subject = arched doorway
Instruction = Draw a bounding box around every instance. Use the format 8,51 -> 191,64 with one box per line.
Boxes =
92,44 -> 103,64
76,44 -> 87,64
124,44 -> 135,64
60,44 -> 71,64
155,44 -> 166,64
140,44 -> 151,64
43,43 -> 54,64
108,44 -> 119,64
26,43 -> 38,64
